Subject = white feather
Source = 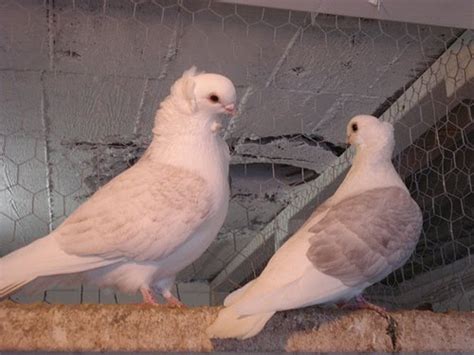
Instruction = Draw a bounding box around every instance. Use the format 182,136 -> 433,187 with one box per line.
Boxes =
0,234 -> 116,297
0,67 -> 237,301
207,306 -> 274,339
207,115 -> 420,339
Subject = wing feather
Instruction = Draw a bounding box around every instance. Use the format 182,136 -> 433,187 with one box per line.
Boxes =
55,161 -> 213,262
306,186 -> 422,286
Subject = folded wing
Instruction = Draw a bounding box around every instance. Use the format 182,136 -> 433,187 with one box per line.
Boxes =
55,161 -> 213,262
307,186 -> 422,287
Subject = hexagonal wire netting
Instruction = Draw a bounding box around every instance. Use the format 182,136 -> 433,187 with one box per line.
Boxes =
0,1 -> 472,309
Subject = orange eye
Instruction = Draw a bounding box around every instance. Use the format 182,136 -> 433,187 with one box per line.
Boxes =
209,94 -> 219,103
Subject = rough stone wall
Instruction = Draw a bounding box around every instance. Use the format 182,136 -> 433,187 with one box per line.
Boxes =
0,301 -> 473,352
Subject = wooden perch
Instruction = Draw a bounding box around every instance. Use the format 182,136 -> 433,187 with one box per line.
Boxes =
0,301 -> 473,352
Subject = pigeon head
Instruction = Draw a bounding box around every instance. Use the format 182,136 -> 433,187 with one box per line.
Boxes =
193,73 -> 237,116
171,67 -> 237,117
346,115 -> 394,152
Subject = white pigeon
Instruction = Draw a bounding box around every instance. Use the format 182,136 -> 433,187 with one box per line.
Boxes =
0,67 -> 237,305
207,115 -> 423,339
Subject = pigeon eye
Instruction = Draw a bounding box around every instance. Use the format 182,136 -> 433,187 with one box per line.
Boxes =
351,123 -> 358,132
209,94 -> 219,103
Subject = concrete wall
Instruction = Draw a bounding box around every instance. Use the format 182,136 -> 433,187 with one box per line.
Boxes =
0,0 -> 470,306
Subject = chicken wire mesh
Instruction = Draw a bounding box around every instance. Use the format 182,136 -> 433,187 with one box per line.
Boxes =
0,0 -> 472,309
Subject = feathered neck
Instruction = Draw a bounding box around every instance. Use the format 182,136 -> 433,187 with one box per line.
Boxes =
352,137 -> 395,168
331,138 -> 406,203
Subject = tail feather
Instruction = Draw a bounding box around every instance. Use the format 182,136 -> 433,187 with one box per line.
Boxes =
1,280 -> 31,297
0,235 -> 117,298
223,280 -> 255,307
206,306 -> 274,339
12,273 -> 85,297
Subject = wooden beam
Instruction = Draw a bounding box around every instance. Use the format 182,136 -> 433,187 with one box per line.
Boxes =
1,302 -> 474,352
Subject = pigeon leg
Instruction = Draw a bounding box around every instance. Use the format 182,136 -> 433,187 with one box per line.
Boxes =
162,289 -> 186,308
354,295 -> 388,317
336,296 -> 388,318
140,286 -> 159,305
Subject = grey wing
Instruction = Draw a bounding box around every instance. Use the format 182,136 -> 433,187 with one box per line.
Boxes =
306,187 -> 423,287
54,162 -> 213,262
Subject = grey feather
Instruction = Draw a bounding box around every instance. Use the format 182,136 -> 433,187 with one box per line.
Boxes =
306,186 -> 422,287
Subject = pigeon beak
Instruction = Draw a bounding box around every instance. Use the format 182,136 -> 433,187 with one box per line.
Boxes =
346,135 -> 351,145
224,103 -> 237,116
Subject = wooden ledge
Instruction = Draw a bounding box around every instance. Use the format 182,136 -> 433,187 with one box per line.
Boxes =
0,301 -> 473,352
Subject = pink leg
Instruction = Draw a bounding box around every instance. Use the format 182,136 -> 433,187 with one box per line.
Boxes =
162,289 -> 186,308
140,287 -> 159,305
337,296 -> 388,317
354,295 -> 388,317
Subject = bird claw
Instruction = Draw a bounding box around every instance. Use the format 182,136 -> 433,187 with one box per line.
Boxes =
337,295 -> 388,318
354,295 -> 388,318
163,292 -> 186,308
139,287 -> 187,308
140,287 -> 159,305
